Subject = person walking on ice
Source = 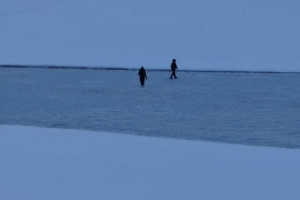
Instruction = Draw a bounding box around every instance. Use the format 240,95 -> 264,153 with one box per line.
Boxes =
170,59 -> 178,79
138,66 -> 147,86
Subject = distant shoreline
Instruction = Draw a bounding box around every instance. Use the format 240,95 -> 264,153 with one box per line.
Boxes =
0,65 -> 299,74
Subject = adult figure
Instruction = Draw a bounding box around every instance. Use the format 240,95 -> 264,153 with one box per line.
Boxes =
170,59 -> 178,79
138,66 -> 147,86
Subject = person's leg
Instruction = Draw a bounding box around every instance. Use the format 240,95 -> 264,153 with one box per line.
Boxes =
140,77 -> 145,86
170,71 -> 175,79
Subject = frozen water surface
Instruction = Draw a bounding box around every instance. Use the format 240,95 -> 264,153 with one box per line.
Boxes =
1,67 -> 300,149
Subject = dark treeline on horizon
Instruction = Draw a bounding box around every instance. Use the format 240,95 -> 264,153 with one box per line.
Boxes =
0,65 -> 298,74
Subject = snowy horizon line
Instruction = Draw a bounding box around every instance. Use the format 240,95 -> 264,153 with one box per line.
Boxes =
1,64 -> 299,74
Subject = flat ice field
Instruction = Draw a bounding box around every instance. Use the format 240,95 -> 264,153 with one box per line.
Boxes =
1,125 -> 300,200
1,67 -> 300,149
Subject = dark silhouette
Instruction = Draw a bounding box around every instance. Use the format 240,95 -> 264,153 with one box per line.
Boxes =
170,59 -> 178,79
138,66 -> 147,86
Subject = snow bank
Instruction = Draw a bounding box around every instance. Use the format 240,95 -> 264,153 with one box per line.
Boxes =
1,0 -> 300,72
1,125 -> 299,200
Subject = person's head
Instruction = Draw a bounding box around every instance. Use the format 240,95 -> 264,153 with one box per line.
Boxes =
141,66 -> 144,69
173,59 -> 176,62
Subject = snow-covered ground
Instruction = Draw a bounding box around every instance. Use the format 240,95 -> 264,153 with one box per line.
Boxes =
1,125 -> 299,200
1,0 -> 300,72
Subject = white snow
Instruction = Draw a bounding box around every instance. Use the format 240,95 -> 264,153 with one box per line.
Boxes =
1,0 -> 300,72
1,125 -> 299,200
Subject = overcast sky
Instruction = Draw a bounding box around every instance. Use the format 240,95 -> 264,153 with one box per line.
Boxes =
1,0 -> 299,72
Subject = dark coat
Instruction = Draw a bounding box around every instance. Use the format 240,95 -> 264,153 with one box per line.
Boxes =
138,68 -> 147,79
171,62 -> 178,71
